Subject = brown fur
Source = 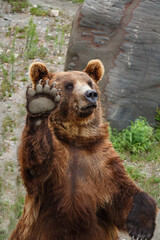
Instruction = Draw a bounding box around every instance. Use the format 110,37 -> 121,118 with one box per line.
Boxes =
9,60 -> 157,240
84,59 -> 104,83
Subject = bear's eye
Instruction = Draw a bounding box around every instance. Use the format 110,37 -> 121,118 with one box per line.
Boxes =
88,81 -> 93,88
65,82 -> 74,90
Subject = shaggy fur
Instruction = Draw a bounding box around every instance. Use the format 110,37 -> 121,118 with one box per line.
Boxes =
9,60 -> 157,240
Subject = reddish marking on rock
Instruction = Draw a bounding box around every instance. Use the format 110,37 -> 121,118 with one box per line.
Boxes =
101,0 -> 142,107
106,0 -> 142,74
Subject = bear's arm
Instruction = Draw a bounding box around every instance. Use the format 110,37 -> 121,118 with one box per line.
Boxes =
18,115 -> 55,195
102,154 -> 157,239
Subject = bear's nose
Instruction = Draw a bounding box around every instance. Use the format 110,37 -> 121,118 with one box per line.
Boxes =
84,90 -> 98,103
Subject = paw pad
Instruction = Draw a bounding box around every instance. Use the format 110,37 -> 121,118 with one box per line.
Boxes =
27,80 -> 60,115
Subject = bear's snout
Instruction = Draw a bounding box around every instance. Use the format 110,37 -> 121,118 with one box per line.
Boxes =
84,90 -> 98,104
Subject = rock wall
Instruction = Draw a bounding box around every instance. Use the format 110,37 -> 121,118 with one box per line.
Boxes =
65,0 -> 160,130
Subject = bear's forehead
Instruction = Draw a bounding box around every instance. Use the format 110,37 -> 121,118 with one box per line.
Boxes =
53,71 -> 91,83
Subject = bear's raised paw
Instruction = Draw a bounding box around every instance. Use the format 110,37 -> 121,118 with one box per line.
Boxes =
26,80 -> 60,116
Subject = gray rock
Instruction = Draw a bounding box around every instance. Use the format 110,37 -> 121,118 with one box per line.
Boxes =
65,0 -> 160,130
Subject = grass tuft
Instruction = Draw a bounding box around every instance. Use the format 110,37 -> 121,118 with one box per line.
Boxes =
109,117 -> 158,153
30,5 -> 48,16
68,0 -> 84,3
3,0 -> 30,13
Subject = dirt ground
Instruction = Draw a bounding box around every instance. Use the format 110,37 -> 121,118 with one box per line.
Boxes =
0,0 -> 159,239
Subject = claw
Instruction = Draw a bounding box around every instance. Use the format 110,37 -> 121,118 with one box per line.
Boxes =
136,234 -> 143,240
50,88 -> 57,97
147,233 -> 151,237
43,82 -> 50,93
51,82 -> 56,88
57,89 -> 61,93
36,83 -> 43,93
55,95 -> 61,103
27,87 -> 35,97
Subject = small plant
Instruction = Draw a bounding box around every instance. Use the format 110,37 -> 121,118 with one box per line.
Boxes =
68,0 -> 84,3
13,194 -> 25,219
53,25 -> 66,55
24,18 -> 48,59
6,26 -> 27,38
3,0 -> 30,12
110,117 -> 155,153
10,29 -> 18,81
155,107 -> 160,128
24,18 -> 39,59
155,128 -> 160,141
45,28 -> 55,41
0,52 -> 10,63
125,164 -> 160,206
30,5 -> 48,16
0,65 -> 14,99
0,177 -> 3,194
21,77 -> 28,82
126,165 -> 146,181
0,229 -> 7,240
0,28 -> 18,99
125,117 -> 153,152
37,46 -> 48,58
1,115 -> 16,140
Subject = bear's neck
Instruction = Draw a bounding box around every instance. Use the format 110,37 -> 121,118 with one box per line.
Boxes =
51,120 -> 109,147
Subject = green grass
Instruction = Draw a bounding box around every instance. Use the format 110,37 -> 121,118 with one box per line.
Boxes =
0,180 -> 24,240
24,18 -> 48,59
45,23 -> 70,56
1,115 -> 16,140
6,26 -> 28,37
0,115 -> 16,156
109,117 -> 160,206
125,164 -> 160,206
0,66 -> 14,100
3,0 -> 30,12
24,18 -> 39,59
14,194 -> 25,219
109,117 -> 158,153
30,6 -> 48,16
68,0 -> 84,3
155,107 -> 160,128
130,142 -> 160,163
0,28 -> 17,98
0,53 -> 10,63
20,77 -> 28,82
0,177 -> 3,194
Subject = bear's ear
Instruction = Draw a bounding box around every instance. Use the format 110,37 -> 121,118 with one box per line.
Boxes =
29,62 -> 50,86
84,59 -> 104,83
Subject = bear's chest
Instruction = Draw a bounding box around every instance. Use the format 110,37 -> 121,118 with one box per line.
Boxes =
55,149 -> 102,226
66,148 -> 100,196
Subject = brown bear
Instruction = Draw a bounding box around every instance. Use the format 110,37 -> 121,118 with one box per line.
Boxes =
9,60 -> 157,240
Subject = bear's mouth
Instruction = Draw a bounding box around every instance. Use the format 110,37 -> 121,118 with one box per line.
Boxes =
80,103 -> 97,111
76,103 -> 97,118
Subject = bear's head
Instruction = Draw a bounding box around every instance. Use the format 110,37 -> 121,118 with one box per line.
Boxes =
29,60 -> 104,126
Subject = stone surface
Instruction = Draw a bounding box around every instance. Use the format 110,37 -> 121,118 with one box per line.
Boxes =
65,0 -> 160,130
48,9 -> 59,17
